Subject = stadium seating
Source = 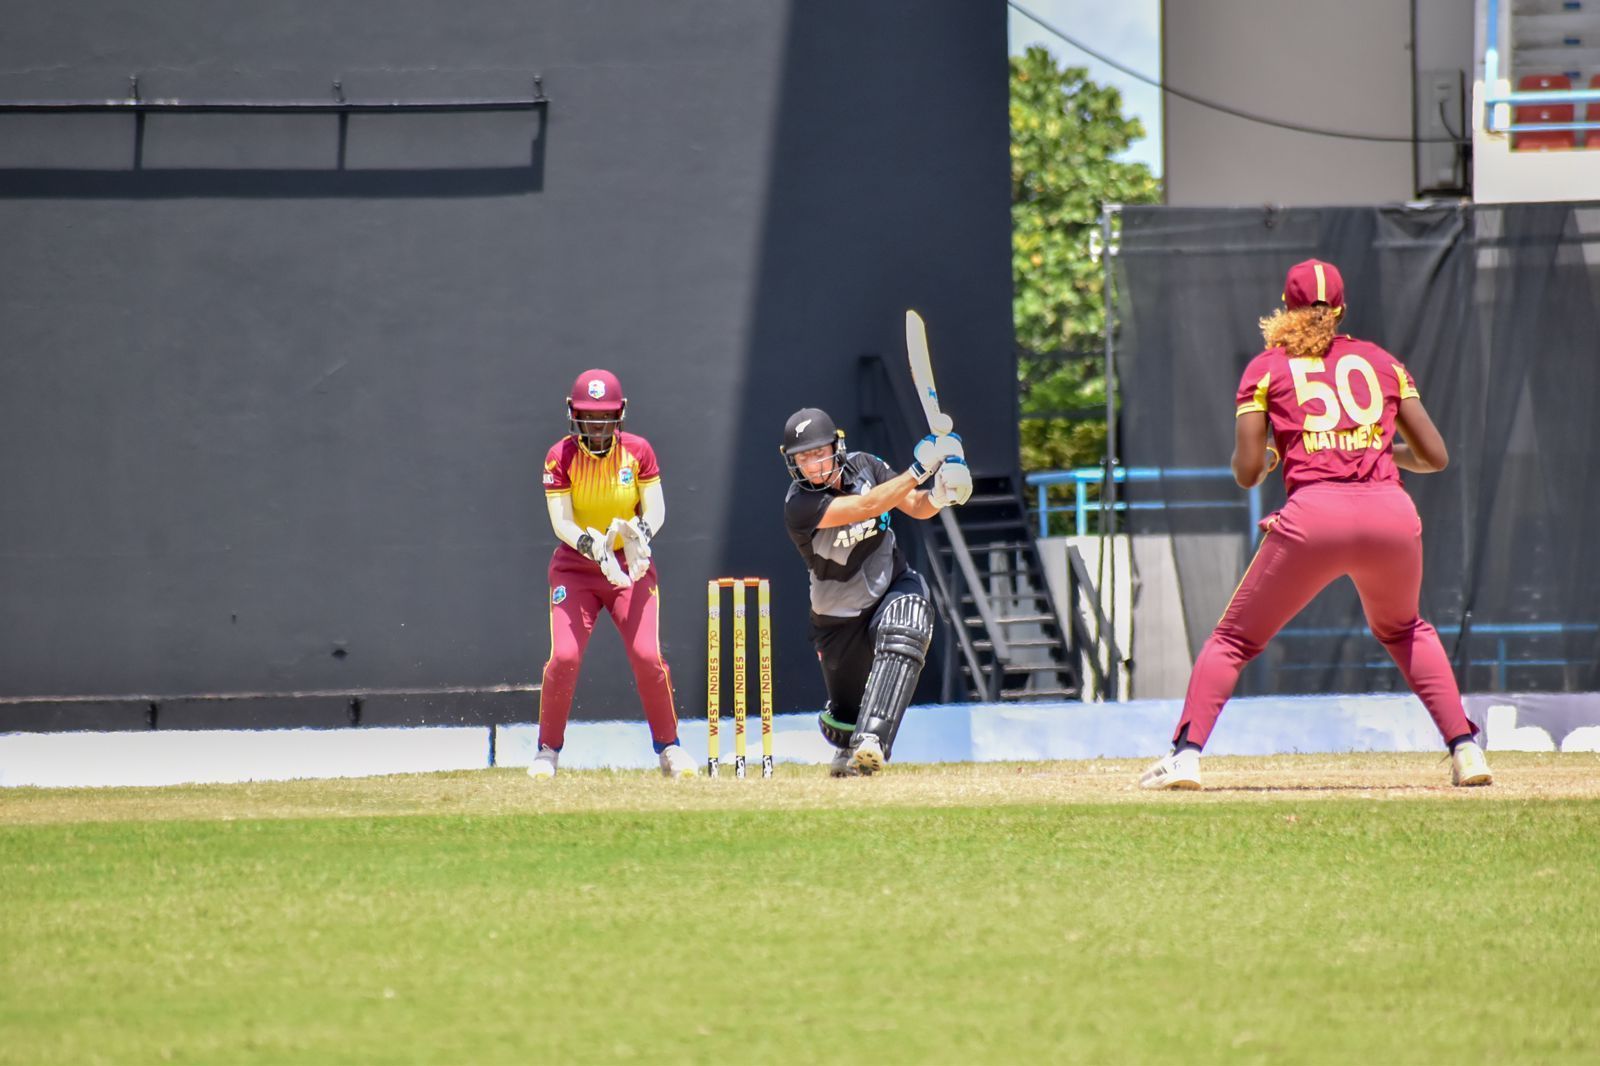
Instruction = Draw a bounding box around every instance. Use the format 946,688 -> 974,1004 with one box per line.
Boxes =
1505,0 -> 1600,149
1513,74 -> 1576,149
1590,73 -> 1600,146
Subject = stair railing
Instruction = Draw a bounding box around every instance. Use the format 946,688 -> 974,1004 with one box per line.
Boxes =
1065,545 -> 1120,700
857,353 -> 1009,699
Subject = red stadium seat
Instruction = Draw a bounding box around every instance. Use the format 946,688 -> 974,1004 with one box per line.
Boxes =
1588,74 -> 1600,148
1513,74 -> 1575,150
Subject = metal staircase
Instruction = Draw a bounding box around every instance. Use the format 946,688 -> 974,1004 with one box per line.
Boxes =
857,354 -> 1110,702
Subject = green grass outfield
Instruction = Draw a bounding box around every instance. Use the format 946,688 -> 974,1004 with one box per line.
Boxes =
3,753 -> 1598,1065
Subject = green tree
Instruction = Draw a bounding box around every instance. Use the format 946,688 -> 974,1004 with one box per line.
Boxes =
1011,46 -> 1161,479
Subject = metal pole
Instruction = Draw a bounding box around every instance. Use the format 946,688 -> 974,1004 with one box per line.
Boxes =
1100,204 -> 1121,700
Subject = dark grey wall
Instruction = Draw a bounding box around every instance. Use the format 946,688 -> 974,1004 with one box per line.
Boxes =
0,0 -> 1015,730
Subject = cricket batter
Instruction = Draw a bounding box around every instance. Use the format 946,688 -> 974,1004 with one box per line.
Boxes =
1140,260 -> 1492,790
780,407 -> 971,775
530,369 -> 694,778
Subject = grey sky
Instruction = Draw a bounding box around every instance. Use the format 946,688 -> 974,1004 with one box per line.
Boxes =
1007,0 -> 1163,175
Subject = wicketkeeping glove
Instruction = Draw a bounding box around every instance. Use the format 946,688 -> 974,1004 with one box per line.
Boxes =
613,517 -> 652,583
585,525 -> 633,588
575,528 -> 605,562
598,547 -> 633,589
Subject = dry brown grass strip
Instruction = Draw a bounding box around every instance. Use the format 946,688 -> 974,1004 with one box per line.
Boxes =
2,751 -> 1596,827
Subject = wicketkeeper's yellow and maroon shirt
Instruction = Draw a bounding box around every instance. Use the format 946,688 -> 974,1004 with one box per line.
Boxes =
1236,336 -> 1421,498
542,431 -> 661,557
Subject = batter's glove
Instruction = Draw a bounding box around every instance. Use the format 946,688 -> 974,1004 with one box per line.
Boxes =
929,456 -> 972,508
910,433 -> 965,483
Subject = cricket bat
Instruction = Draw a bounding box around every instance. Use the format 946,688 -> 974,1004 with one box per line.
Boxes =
905,309 -> 954,436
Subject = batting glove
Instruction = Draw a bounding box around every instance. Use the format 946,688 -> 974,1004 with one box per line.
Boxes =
929,457 -> 973,508
911,433 -> 965,483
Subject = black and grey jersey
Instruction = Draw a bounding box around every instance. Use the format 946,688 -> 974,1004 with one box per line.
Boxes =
783,451 -> 907,619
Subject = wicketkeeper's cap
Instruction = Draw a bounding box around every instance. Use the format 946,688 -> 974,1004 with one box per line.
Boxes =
782,407 -> 841,455
1282,259 -> 1345,310
569,368 -> 625,411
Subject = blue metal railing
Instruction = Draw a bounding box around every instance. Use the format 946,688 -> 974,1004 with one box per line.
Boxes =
1024,466 -> 1263,538
1482,0 -> 1600,134
1276,621 -> 1599,690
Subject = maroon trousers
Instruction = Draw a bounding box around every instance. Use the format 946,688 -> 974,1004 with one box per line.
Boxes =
1174,482 -> 1473,749
538,552 -> 677,752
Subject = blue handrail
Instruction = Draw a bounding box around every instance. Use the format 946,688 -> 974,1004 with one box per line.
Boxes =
1480,0 -> 1600,132
1276,622 -> 1597,690
1276,623 -> 1597,639
1024,466 -> 1262,538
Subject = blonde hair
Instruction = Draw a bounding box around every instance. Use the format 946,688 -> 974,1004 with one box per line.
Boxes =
1259,305 -> 1343,356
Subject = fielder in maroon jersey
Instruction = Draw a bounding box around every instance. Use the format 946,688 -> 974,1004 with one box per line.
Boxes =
1140,259 -> 1493,790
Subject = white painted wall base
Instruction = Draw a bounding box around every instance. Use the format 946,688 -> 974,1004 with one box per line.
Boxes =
7,693 -> 1596,788
0,726 -> 487,789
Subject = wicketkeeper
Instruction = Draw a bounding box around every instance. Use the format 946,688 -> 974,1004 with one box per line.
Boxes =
780,407 -> 971,775
530,369 -> 694,778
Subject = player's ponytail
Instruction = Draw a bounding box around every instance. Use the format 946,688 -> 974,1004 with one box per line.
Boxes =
1259,305 -> 1342,356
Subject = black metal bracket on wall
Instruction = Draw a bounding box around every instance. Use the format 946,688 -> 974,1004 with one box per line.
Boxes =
0,75 -> 550,170
0,74 -> 549,114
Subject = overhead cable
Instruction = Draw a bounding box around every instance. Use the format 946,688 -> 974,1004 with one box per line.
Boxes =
1007,1 -> 1467,144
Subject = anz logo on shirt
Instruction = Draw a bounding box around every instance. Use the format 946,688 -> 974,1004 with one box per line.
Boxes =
833,512 -> 890,549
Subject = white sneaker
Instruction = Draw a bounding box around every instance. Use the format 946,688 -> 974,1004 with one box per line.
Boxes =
1139,747 -> 1201,790
658,743 -> 697,778
1451,740 -> 1492,787
829,747 -> 859,778
528,744 -> 559,779
849,734 -> 884,775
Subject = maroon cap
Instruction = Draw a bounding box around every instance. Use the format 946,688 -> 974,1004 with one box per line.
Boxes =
1282,259 -> 1345,309
568,368 -> 624,411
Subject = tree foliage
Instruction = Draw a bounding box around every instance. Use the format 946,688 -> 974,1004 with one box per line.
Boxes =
1011,46 -> 1161,474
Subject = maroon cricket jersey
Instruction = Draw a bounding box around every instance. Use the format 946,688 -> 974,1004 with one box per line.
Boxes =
1235,336 -> 1421,497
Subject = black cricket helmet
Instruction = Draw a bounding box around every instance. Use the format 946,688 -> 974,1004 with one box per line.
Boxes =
781,407 -> 845,489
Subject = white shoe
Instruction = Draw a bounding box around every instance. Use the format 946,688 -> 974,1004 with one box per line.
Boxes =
528,744 -> 558,779
1451,740 -> 1492,787
658,743 -> 697,778
849,734 -> 884,775
829,747 -> 859,778
1140,747 -> 1201,790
